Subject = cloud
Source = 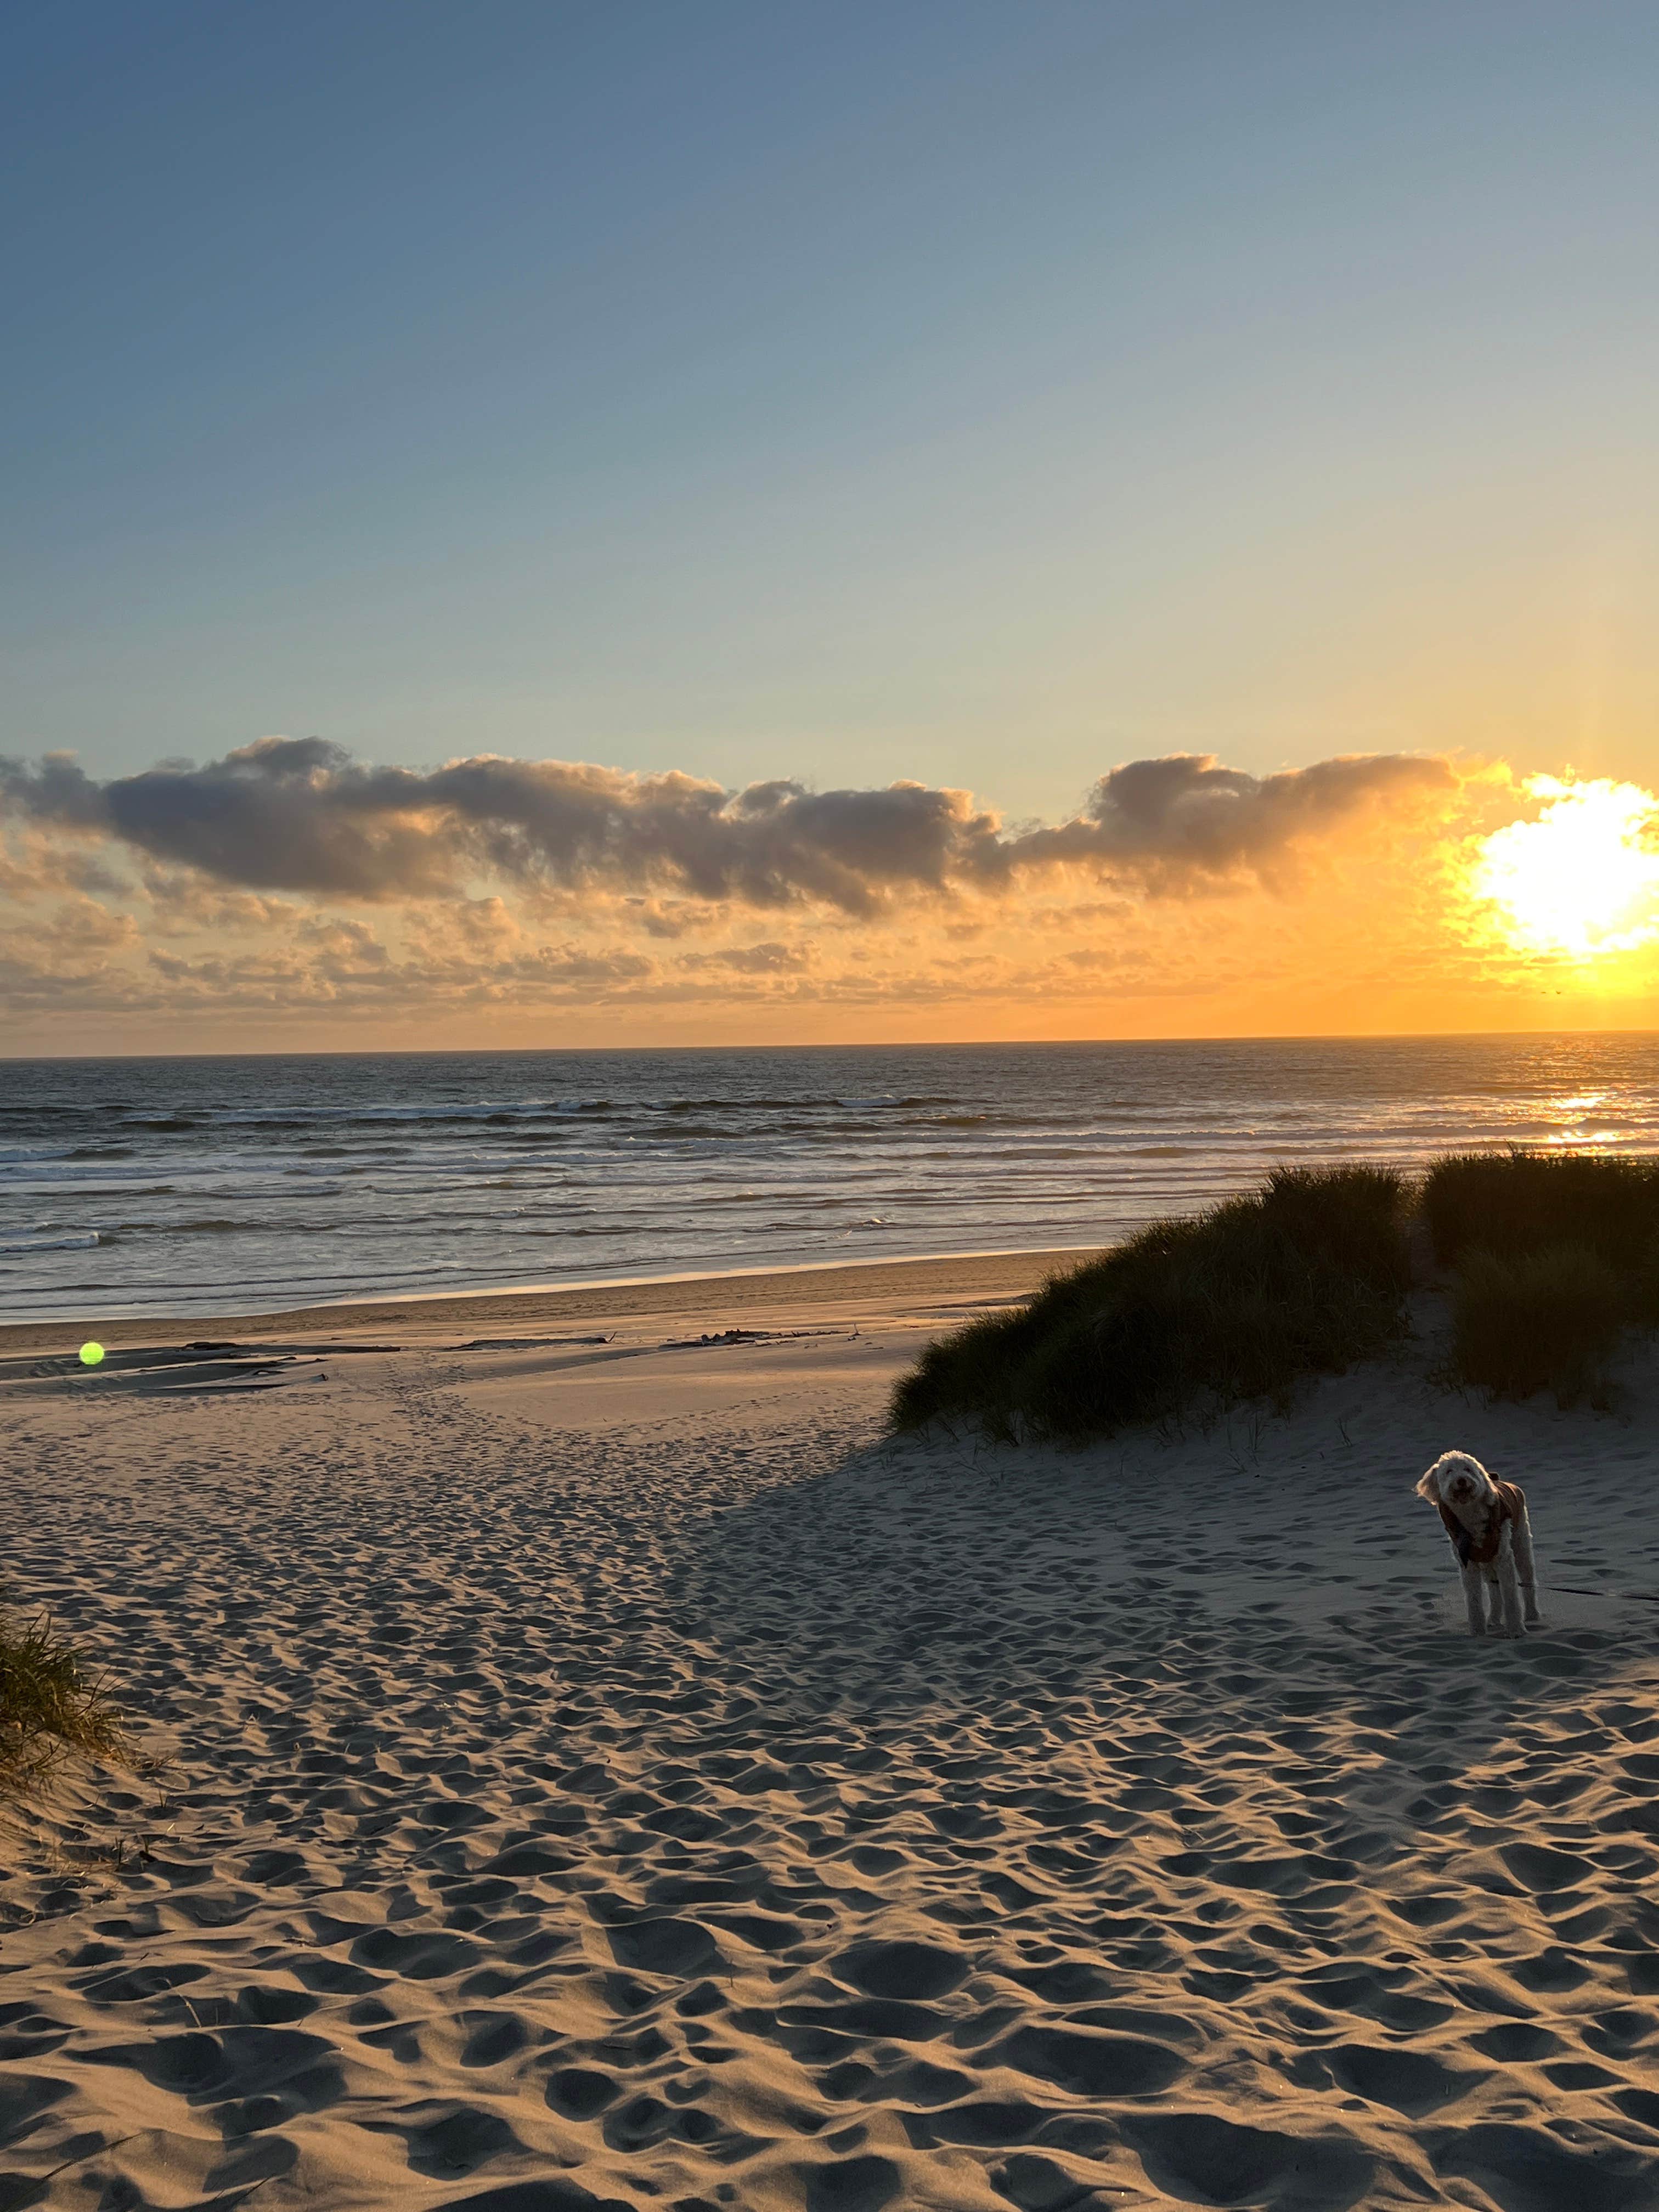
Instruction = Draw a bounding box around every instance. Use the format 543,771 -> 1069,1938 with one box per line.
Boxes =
0,897 -> 148,1012
2,736 -> 1496,1041
680,940 -> 815,974
1012,752 -> 1460,891
0,823 -> 132,902
0,739 -> 1458,913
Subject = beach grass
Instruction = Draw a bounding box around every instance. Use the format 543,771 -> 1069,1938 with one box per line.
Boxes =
1424,1147 -> 1659,1278
891,1164 -> 1409,1442
1451,1243 -> 1624,1406
1425,1149 -> 1659,1401
0,1590 -> 126,1798
896,1147 -> 1659,1437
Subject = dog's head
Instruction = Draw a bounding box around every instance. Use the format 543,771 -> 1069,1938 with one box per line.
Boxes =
1415,1450 -> 1496,1511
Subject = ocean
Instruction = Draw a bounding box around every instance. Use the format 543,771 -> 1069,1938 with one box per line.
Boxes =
2,1033 -> 1656,1326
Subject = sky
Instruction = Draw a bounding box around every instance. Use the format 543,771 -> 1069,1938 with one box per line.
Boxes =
6,0 -> 1659,1051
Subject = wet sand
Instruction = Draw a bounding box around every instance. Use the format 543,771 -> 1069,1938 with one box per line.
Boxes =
0,1247 -> 1102,1359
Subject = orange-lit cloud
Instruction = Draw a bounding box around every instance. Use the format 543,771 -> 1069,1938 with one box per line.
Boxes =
3,738 -> 1654,1048
0,741 -> 1455,909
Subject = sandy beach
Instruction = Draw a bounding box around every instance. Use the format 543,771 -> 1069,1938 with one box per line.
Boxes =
4,1255 -> 1659,2210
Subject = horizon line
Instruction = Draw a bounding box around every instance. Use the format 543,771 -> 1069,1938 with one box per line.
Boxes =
5,1022 -> 1659,1065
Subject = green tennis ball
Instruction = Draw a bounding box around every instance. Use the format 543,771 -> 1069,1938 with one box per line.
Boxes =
79,1341 -> 105,1367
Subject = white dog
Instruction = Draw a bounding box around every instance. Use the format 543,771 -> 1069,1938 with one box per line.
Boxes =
1415,1451 -> 1540,1638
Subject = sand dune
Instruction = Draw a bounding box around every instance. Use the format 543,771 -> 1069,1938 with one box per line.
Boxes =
4,1265 -> 1659,2209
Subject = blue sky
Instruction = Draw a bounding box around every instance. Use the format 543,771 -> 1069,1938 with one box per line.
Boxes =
7,1 -> 1659,822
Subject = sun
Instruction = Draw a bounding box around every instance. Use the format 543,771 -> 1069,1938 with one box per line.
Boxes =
1468,774 -> 1659,959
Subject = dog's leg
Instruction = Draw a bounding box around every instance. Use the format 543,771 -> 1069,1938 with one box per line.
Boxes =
1512,1503 -> 1541,1626
1460,1560 -> 1487,1635
1495,1549 -> 1525,1638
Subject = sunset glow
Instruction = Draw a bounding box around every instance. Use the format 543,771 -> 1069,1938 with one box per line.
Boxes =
7,12 -> 1659,1053
1468,776 -> 1659,961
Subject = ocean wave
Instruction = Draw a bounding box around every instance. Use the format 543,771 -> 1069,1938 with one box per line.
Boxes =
115,1217 -> 258,1236
213,1103 -> 487,1124
194,1101 -> 618,1127
8,1037 -> 1659,1325
0,1104 -> 109,1120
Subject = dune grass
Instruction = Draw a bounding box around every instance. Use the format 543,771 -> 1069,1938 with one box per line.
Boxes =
0,1590 -> 126,1798
1451,1244 -> 1624,1407
891,1165 -> 1409,1443
1423,1148 -> 1659,1281
1425,1150 -> 1659,1402
894,1148 -> 1659,1441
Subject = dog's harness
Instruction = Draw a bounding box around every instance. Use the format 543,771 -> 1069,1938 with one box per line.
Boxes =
1438,1479 -> 1525,1567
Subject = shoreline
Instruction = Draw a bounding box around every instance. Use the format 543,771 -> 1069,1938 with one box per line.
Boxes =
0,1243 -> 1101,1356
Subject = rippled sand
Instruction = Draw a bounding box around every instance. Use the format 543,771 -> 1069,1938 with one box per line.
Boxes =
4,1267 -> 1659,2210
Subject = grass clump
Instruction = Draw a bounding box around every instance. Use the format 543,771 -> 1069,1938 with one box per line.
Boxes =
1451,1244 -> 1624,1407
1424,1148 -> 1659,1279
891,1165 -> 1409,1443
0,1590 -> 126,1798
1426,1149 -> 1659,1400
